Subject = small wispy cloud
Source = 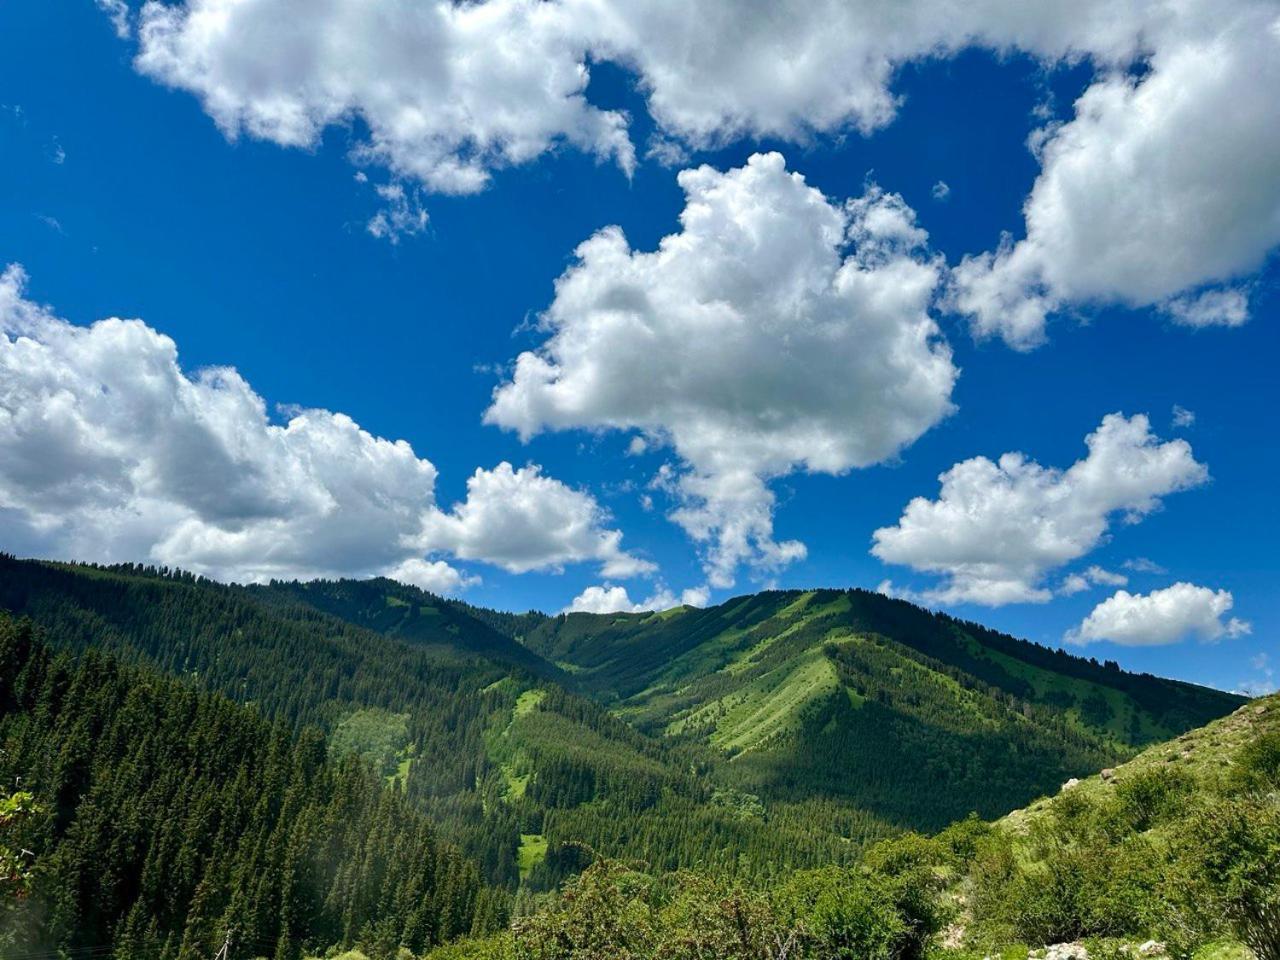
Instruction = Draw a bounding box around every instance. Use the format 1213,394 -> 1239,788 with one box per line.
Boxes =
365,181 -> 428,244
35,214 -> 65,235
1123,557 -> 1167,575
1237,653 -> 1277,697
95,0 -> 132,39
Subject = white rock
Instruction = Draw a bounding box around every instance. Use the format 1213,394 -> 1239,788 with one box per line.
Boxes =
1043,942 -> 1089,960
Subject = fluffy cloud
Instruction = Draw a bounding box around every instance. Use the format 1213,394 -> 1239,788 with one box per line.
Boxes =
135,0 -> 635,195
1162,288 -> 1252,329
418,462 -> 653,577
385,558 -> 479,595
872,414 -> 1208,605
564,582 -> 706,614
953,3 -> 1280,347
128,0 -> 1132,195
487,153 -> 956,587
1067,582 -> 1251,646
0,265 -> 645,588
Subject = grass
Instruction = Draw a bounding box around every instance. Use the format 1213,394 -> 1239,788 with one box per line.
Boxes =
517,833 -> 548,879
669,649 -> 842,756
505,770 -> 531,799
385,754 -> 412,792
514,688 -> 546,717
1191,942 -> 1255,960
482,687 -> 549,801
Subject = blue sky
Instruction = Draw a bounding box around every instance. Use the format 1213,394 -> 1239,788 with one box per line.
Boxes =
1,0 -> 1277,693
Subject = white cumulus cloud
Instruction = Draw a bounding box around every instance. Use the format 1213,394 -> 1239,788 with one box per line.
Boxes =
0,265 -> 646,589
564,581 -> 706,614
385,558 -> 480,595
486,153 -> 957,588
872,413 -> 1208,605
1162,288 -> 1252,329
417,462 -> 653,577
134,0 -> 635,195
952,2 -> 1280,348
1067,582 -> 1251,646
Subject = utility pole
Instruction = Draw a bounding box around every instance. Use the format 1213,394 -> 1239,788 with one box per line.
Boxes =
213,928 -> 232,960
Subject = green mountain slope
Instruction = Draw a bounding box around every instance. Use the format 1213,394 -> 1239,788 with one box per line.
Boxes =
427,692 -> 1280,960
520,588 -> 1239,744
515,588 -> 1244,828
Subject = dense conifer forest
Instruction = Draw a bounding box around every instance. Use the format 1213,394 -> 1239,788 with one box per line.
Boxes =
0,614 -> 485,959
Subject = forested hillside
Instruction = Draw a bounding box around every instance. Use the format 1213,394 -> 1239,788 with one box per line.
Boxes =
0,556 -> 1247,901
0,614 -> 487,959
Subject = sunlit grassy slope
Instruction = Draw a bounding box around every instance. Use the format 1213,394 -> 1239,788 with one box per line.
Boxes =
512,587 -> 1245,828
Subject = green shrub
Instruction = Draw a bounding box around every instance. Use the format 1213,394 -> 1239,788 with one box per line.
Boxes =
423,935 -> 515,960
969,811 -> 1160,944
934,813 -> 994,869
1112,766 -> 1195,832
510,861 -> 656,960
1174,794 -> 1280,960
1232,731 -> 1280,793
654,873 -> 784,960
860,833 -> 951,959
0,790 -> 38,899
776,867 -> 905,960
